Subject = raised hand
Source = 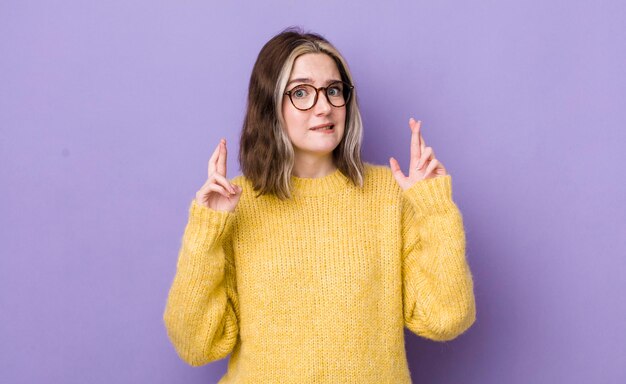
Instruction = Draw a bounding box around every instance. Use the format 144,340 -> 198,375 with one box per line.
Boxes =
195,139 -> 242,212
389,118 -> 448,191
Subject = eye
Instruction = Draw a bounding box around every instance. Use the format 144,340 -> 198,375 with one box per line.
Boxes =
327,83 -> 343,97
292,86 -> 309,99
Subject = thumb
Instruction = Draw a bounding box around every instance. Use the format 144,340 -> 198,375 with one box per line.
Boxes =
389,157 -> 405,182
230,186 -> 243,204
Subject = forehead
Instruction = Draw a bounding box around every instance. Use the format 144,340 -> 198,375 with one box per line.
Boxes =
289,53 -> 340,83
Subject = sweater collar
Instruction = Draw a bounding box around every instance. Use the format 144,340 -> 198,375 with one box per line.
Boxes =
290,168 -> 350,197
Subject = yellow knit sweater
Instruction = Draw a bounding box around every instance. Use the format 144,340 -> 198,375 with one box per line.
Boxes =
163,163 -> 476,383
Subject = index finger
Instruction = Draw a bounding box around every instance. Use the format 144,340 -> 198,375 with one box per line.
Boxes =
409,118 -> 422,171
208,140 -> 223,177
413,119 -> 427,154
217,139 -> 227,176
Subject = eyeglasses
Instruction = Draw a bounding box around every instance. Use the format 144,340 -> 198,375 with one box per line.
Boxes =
284,81 -> 354,111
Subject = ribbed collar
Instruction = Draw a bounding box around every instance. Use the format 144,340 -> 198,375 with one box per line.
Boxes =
290,168 -> 350,197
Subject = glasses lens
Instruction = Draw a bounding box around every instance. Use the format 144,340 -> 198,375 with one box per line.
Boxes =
290,84 -> 317,110
326,81 -> 351,107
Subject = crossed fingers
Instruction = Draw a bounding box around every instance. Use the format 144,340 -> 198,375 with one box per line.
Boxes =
207,139 -> 237,196
389,118 -> 447,190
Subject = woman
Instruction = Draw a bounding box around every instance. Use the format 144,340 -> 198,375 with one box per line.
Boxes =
163,27 -> 476,383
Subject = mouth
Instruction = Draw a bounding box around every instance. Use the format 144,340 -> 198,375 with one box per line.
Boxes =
310,123 -> 334,131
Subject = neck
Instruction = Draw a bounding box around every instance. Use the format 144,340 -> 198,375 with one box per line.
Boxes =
292,153 -> 337,178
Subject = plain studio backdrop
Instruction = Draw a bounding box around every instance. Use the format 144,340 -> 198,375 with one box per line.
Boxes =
1,1 -> 625,383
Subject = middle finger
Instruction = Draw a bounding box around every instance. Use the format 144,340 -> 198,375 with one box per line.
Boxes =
409,119 -> 421,171
217,140 -> 227,176
419,130 -> 426,155
417,147 -> 434,170
208,141 -> 222,177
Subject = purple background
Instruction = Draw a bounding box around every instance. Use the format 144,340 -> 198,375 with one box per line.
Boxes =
2,1 -> 625,383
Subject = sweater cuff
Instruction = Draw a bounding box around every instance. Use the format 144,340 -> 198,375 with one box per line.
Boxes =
402,175 -> 455,216
184,199 -> 235,250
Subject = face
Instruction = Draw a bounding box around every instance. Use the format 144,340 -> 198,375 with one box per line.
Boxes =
282,53 -> 346,161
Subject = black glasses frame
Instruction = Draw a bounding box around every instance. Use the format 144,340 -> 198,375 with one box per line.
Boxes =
284,81 -> 354,111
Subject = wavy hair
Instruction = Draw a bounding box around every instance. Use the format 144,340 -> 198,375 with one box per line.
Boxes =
239,27 -> 364,199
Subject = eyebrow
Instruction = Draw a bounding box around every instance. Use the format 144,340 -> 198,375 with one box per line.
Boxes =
286,78 -> 342,87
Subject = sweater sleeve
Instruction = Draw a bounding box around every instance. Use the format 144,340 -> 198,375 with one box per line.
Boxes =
163,199 -> 240,366
400,175 -> 476,341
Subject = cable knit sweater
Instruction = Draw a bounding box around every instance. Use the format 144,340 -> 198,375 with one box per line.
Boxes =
163,163 -> 476,383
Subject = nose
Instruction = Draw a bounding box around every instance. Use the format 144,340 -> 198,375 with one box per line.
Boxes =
313,88 -> 332,115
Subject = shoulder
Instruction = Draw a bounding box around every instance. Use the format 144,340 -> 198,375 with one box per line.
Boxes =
229,174 -> 255,200
230,174 -> 249,188
363,162 -> 392,181
229,174 -> 278,205
226,175 -> 260,220
363,162 -> 397,188
361,162 -> 403,197
230,174 -> 259,201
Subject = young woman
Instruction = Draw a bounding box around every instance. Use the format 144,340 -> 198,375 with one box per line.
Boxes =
163,28 -> 476,383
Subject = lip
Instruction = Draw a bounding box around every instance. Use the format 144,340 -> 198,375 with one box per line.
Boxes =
310,123 -> 334,130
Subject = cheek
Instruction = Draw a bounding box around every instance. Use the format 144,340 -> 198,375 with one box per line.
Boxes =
336,109 -> 347,130
282,104 -> 304,138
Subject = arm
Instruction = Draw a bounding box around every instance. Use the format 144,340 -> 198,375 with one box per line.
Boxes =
163,199 -> 240,366
401,175 -> 476,341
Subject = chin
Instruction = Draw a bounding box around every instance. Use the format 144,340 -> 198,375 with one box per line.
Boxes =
295,144 -> 340,158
